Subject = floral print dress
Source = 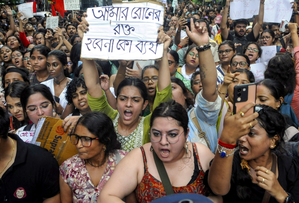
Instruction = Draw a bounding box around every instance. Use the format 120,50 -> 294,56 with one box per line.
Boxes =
60,150 -> 127,203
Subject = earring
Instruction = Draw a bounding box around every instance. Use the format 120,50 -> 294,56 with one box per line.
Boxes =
270,145 -> 276,149
185,141 -> 188,154
103,146 -> 106,151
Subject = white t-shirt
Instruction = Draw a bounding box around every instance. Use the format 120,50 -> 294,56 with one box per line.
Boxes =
41,78 -> 72,110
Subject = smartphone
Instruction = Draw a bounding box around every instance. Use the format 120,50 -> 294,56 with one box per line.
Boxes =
233,83 -> 256,116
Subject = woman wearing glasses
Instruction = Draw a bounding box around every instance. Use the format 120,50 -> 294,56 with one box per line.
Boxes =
230,53 -> 251,72
244,42 -> 262,65
60,112 -> 128,202
99,100 -> 217,202
216,41 -> 236,85
261,29 -> 284,53
11,49 -> 24,68
177,45 -> 200,81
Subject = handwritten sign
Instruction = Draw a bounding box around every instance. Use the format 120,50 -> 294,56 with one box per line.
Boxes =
19,130 -> 34,143
263,0 -> 293,23
230,0 -> 260,20
46,16 -> 59,29
64,0 -> 80,10
17,2 -> 34,19
260,45 -> 277,64
250,63 -> 266,82
81,2 -> 164,60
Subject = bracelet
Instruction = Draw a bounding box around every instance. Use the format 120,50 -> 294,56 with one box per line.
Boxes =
217,144 -> 238,158
218,90 -> 227,96
196,44 -> 211,52
218,139 -> 237,149
177,44 -> 183,48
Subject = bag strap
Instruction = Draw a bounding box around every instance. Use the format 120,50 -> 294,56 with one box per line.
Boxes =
24,123 -> 34,131
190,108 -> 210,149
153,150 -> 174,195
261,153 -> 277,203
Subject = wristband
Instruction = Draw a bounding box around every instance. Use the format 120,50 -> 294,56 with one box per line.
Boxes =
196,44 -> 211,52
177,44 -> 183,48
217,145 -> 238,158
218,139 -> 237,149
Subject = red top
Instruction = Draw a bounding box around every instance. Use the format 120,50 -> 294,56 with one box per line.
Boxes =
136,144 -> 207,203
19,31 -> 30,48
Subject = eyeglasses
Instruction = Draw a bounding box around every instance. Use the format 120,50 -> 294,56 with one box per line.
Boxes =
231,61 -> 248,67
12,54 -> 22,59
218,49 -> 233,54
26,103 -> 51,115
168,60 -> 175,66
150,130 -> 184,144
142,76 -> 158,83
247,47 -> 258,52
67,62 -> 73,65
189,52 -> 199,58
261,36 -> 271,40
69,134 -> 99,147
23,57 -> 30,60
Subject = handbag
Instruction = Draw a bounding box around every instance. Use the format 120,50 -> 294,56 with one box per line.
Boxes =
153,150 -> 174,195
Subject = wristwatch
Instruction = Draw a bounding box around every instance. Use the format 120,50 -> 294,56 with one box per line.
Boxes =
284,193 -> 294,203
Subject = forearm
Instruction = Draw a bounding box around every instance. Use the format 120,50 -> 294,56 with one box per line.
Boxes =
113,65 -> 126,93
157,49 -> 171,91
220,5 -> 229,39
291,31 -> 299,48
54,41 -> 63,50
197,48 -> 218,102
174,27 -> 182,45
82,59 -> 103,98
19,19 -> 24,33
6,15 -> 15,37
63,38 -> 73,51
105,89 -> 117,109
218,84 -> 228,112
208,152 -> 233,195
253,2 -> 264,37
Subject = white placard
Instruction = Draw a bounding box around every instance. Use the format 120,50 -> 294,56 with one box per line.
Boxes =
230,0 -> 292,23
19,130 -> 35,143
250,63 -> 266,82
81,2 -> 164,60
46,16 -> 59,30
263,0 -> 293,23
260,45 -> 277,64
17,2 -> 34,20
64,0 -> 80,10
230,0 -> 260,20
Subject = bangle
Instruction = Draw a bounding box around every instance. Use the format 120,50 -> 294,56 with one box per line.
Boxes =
218,90 -> 227,96
177,44 -> 183,48
218,139 -> 237,149
196,44 -> 211,52
217,144 -> 238,158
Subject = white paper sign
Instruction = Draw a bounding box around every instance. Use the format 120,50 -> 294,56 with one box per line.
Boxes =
230,0 -> 292,23
46,16 -> 59,30
250,63 -> 266,82
19,130 -> 35,143
64,0 -> 80,10
17,2 -> 34,19
230,0 -> 260,20
264,0 -> 293,23
81,2 -> 164,60
260,45 -> 277,64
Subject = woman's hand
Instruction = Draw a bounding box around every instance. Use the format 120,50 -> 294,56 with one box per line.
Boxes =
100,74 -> 110,91
221,102 -> 259,144
186,18 -> 209,46
45,29 -> 53,41
62,116 -> 81,133
125,64 -> 142,79
288,22 -> 297,33
17,12 -> 23,20
292,1 -> 298,13
223,66 -> 239,86
55,27 -> 64,37
157,30 -> 172,51
56,102 -> 64,115
77,17 -> 89,39
255,166 -> 288,203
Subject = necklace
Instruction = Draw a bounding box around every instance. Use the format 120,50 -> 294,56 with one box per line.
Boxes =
54,77 -> 67,85
0,137 -> 15,175
85,158 -> 106,168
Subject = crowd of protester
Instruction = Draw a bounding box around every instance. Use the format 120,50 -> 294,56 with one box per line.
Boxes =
0,0 -> 299,202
